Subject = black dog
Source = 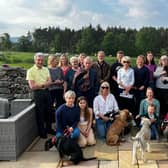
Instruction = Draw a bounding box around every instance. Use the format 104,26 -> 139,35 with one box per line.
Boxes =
45,136 -> 96,166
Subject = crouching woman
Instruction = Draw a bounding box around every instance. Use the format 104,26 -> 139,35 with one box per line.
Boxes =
55,90 -> 80,139
77,96 -> 96,147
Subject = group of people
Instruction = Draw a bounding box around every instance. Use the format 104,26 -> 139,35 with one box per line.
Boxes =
26,50 -> 168,146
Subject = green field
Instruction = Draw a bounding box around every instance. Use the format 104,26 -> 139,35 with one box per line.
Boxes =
0,51 -> 151,69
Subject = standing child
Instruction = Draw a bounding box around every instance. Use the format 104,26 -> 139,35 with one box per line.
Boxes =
77,96 -> 96,147
161,112 -> 168,141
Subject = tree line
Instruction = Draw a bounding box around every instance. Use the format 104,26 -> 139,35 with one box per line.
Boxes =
1,25 -> 168,57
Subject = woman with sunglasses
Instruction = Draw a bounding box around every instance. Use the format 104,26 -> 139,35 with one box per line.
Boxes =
93,81 -> 119,140
117,56 -> 135,118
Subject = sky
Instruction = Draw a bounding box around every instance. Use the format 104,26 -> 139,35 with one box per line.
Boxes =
0,0 -> 168,37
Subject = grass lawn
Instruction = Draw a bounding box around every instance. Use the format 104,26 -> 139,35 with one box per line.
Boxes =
0,51 -> 157,69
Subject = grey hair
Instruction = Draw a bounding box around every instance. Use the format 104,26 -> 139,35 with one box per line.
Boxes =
64,90 -> 76,99
70,56 -> 79,64
34,52 -> 44,60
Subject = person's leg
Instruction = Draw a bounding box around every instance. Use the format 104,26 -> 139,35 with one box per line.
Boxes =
34,91 -> 46,138
96,119 -> 106,140
150,124 -> 158,140
87,128 -> 96,145
70,127 -> 80,139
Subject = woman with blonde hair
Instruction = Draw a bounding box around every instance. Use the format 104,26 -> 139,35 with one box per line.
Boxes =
48,54 -> 66,114
77,96 -> 96,147
59,53 -> 71,77
117,56 -> 135,117
93,81 -> 119,140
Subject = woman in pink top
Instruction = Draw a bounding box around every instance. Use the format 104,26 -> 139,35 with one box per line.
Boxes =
59,53 -> 71,77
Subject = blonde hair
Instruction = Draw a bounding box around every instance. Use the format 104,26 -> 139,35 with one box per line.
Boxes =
99,81 -> 110,95
47,54 -> 58,68
58,53 -> 69,67
121,56 -> 131,64
159,55 -> 168,66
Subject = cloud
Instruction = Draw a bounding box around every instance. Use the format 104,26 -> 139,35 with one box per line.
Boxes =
119,0 -> 159,19
0,0 -> 168,36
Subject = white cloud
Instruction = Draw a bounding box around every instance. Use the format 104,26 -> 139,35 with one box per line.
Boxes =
119,0 -> 159,19
0,0 -> 168,36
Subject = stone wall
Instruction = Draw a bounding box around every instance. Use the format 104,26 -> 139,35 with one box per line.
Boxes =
0,66 -> 32,99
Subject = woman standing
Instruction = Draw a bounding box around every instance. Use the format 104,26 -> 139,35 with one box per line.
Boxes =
48,55 -> 66,111
59,53 -> 71,77
154,55 -> 168,118
144,51 -> 157,89
77,96 -> 96,147
117,56 -> 135,116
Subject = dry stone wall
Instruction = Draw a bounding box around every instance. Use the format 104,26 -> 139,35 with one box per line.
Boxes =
0,66 -> 32,99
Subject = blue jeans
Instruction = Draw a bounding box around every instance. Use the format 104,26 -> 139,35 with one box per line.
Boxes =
151,123 -> 159,140
56,127 -> 80,139
96,118 -> 112,140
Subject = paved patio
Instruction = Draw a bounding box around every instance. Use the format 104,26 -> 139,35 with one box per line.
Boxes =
0,129 -> 168,168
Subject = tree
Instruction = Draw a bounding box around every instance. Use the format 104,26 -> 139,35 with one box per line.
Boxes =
135,27 -> 161,55
0,33 -> 11,50
76,25 -> 96,55
101,32 -> 115,55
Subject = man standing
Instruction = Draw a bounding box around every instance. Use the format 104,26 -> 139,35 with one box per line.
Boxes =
92,51 -> 110,86
26,52 -> 55,138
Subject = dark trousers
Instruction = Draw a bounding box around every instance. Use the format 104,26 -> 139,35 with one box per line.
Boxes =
50,88 -> 64,108
33,89 -> 52,137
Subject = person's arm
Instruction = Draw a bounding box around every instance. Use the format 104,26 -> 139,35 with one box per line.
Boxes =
28,80 -> 44,90
155,99 -> 160,118
138,100 -> 145,118
86,108 -> 93,131
71,107 -> 80,129
55,105 -> 63,133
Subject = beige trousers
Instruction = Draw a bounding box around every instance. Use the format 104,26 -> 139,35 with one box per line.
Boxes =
78,124 -> 96,147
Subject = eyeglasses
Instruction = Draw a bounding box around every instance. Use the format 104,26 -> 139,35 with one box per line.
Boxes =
101,86 -> 109,89
123,61 -> 130,64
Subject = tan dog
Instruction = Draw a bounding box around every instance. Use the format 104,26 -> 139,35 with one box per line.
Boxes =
106,109 -> 132,146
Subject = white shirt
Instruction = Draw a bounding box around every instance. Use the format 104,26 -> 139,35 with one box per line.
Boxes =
117,67 -> 134,89
93,93 -> 119,119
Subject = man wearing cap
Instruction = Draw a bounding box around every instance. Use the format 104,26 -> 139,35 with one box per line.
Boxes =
26,53 -> 55,138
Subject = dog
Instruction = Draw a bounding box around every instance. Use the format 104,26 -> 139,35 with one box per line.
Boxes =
106,109 -> 132,146
45,136 -> 96,167
132,117 -> 151,165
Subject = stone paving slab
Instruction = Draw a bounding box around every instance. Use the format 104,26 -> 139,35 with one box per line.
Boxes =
99,160 -> 118,168
119,151 -> 139,168
138,160 -> 157,168
158,160 -> 168,168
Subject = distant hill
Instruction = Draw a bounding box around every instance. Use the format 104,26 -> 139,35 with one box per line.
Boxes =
10,37 -> 19,43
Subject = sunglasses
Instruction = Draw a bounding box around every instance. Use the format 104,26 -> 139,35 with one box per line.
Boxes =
123,61 -> 130,64
101,86 -> 109,89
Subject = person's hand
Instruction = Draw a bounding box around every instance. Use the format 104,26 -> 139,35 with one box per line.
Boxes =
68,127 -> 73,133
150,118 -> 156,123
52,136 -> 56,144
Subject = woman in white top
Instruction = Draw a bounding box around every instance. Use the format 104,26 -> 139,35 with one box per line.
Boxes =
117,56 -> 135,117
93,81 -> 119,140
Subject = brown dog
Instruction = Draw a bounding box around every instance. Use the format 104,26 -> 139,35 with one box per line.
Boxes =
106,109 -> 132,146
